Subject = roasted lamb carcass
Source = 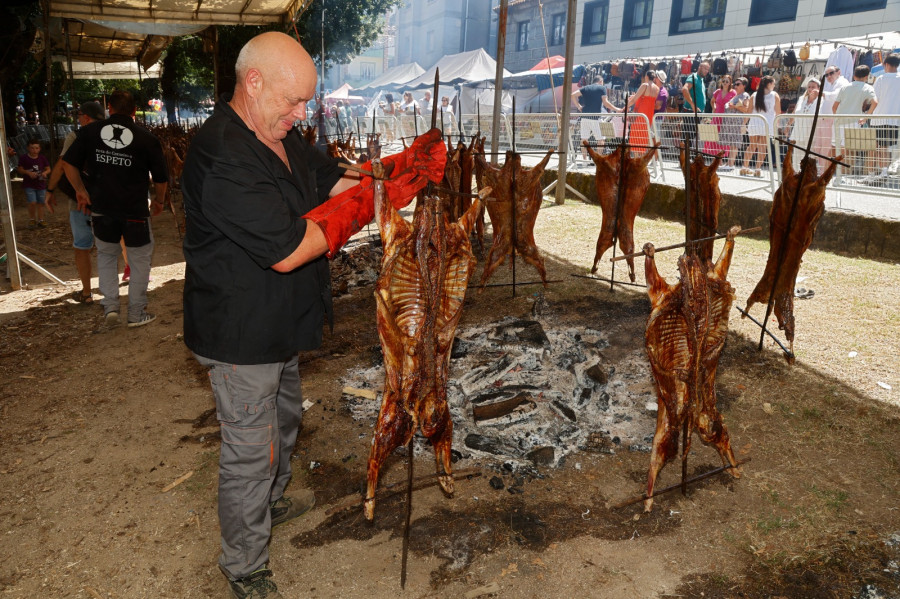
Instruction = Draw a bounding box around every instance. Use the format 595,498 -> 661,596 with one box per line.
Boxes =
680,148 -> 724,264
326,134 -> 357,162
643,227 -> 743,512
300,123 -> 318,146
743,146 -> 841,362
366,132 -> 382,160
439,138 -> 477,222
475,149 -> 554,289
365,160 -> 487,520
585,141 -> 660,281
471,134 -> 487,253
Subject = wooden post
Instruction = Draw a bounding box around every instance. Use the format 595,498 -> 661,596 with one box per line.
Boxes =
490,0 -> 508,166
554,0 -> 577,205
0,84 -> 22,289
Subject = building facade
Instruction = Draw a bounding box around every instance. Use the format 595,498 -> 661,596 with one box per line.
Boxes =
503,0 -> 570,72
391,0 -> 496,69
499,0 -> 899,66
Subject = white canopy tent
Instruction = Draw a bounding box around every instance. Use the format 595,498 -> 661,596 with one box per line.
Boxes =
356,62 -> 425,92
51,57 -> 161,80
404,49 -> 511,90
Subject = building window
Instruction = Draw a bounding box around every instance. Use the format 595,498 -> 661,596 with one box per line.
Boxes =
748,0 -> 798,25
517,21 -> 529,51
622,0 -> 653,41
426,30 -> 435,53
582,1 -> 608,45
669,0 -> 726,35
361,62 -> 375,79
824,0 -> 886,15
551,13 -> 566,45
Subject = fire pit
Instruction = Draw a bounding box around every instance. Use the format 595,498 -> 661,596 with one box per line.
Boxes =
343,313 -> 659,469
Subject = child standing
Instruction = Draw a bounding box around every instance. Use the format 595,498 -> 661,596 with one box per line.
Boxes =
18,139 -> 51,229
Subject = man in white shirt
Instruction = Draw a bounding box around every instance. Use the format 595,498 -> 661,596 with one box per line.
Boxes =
419,90 -> 433,116
823,66 -> 850,94
832,65 -> 877,173
871,53 -> 900,177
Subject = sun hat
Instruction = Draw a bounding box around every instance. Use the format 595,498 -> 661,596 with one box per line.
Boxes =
655,70 -> 667,84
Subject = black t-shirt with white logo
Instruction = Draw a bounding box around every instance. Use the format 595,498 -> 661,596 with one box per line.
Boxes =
62,114 -> 169,217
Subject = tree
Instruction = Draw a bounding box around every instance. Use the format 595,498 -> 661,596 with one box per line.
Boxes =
210,0 -> 402,98
0,0 -> 40,132
160,35 -> 213,124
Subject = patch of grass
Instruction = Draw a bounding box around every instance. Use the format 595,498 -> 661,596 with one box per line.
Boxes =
756,514 -> 799,533
801,406 -> 822,421
808,484 -> 849,511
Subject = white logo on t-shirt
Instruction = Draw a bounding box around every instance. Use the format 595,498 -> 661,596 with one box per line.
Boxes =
100,124 -> 133,150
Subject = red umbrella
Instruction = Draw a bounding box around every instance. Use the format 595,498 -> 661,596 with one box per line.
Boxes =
529,56 -> 565,71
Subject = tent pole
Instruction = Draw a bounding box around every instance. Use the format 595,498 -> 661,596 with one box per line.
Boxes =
554,0 -> 576,205
42,0 -> 57,161
489,0 -> 508,166
64,20 -> 77,125
213,26 -> 220,102
0,83 -> 23,289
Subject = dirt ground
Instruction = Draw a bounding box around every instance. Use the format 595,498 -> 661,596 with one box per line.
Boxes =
1,179 -> 898,599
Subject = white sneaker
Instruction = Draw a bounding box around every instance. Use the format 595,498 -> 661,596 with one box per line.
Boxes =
128,312 -> 157,328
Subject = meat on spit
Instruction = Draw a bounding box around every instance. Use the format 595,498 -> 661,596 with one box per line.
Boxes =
643,226 -> 743,512
471,134 -> 487,254
743,146 -> 841,362
439,137 -> 476,222
365,159 -> 488,520
680,148 -> 724,264
584,141 -> 660,281
474,149 -> 554,289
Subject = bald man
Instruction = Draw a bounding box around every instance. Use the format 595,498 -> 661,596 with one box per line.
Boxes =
181,32 -> 444,598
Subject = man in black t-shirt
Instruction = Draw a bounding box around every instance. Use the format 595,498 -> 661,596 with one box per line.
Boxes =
62,91 -> 168,328
181,32 -> 445,598
572,76 -> 623,154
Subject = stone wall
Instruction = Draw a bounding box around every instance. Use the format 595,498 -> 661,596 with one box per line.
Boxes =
544,169 -> 900,262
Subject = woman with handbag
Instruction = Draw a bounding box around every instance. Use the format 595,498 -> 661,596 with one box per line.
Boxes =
706,75 -> 737,165
722,77 -> 751,169
742,76 -> 781,177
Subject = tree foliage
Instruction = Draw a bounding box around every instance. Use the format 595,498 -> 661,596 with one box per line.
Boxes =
294,0 -> 400,68
0,0 -> 40,131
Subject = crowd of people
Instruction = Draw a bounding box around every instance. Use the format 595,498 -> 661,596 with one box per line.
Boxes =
568,53 -> 900,180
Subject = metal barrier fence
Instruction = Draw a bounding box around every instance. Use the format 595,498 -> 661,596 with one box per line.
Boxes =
652,112 -> 776,195
773,113 -> 900,196
570,112 -> 662,178
288,112 -> 900,200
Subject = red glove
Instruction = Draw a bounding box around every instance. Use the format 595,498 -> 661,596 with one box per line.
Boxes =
304,128 -> 446,258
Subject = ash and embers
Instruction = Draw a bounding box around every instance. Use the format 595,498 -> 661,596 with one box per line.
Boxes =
343,315 -> 659,469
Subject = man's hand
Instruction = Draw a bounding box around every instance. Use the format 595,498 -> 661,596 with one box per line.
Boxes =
45,190 -> 56,214
306,128 -> 448,258
76,190 -> 92,215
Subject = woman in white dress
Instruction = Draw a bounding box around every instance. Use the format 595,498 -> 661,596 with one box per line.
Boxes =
789,77 -> 829,173
742,76 -> 781,177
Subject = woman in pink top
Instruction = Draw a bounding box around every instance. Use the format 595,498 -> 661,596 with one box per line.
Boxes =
705,76 -> 737,160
